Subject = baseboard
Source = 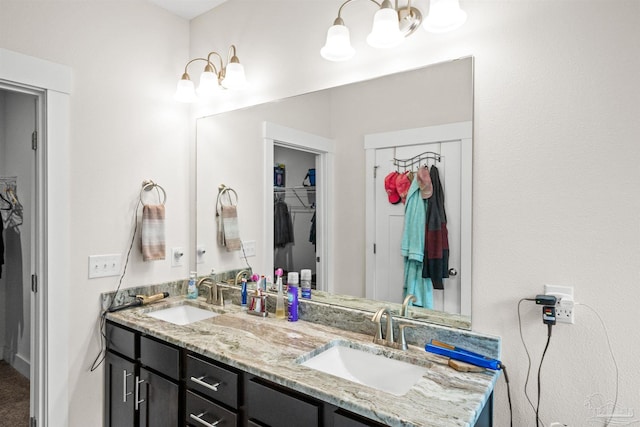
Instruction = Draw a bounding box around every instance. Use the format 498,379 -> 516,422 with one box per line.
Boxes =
10,351 -> 30,379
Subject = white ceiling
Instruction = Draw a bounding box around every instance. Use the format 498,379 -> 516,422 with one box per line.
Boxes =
147,0 -> 227,20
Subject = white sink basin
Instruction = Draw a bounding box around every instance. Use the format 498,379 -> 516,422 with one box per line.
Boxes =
300,342 -> 428,396
146,305 -> 221,325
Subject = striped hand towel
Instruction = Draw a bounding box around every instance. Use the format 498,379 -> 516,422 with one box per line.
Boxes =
221,205 -> 241,252
141,204 -> 166,261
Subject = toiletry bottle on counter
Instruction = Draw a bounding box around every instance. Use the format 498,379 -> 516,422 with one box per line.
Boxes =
275,275 -> 286,319
301,269 -> 312,299
287,272 -> 299,322
241,278 -> 248,310
187,271 -> 198,299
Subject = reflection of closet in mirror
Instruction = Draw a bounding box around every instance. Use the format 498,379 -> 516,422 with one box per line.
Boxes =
273,146 -> 318,287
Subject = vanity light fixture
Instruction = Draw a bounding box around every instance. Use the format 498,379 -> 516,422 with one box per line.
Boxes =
175,45 -> 247,103
320,0 -> 467,62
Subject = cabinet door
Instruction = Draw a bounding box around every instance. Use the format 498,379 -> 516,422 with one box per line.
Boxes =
138,368 -> 180,427
105,351 -> 136,427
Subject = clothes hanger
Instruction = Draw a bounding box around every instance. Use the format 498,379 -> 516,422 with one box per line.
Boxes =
0,192 -> 11,210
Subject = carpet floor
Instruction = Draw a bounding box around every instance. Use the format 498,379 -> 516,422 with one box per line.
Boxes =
0,360 -> 30,427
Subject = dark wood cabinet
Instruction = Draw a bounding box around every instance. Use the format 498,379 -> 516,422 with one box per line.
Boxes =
104,351 -> 136,427
138,368 -> 180,427
105,320 -> 492,427
105,321 -> 182,427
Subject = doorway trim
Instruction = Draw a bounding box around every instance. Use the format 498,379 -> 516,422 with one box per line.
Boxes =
364,121 -> 473,316
263,122 -> 335,292
1,48 -> 72,427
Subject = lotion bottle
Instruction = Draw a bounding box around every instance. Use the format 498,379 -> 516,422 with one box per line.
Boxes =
187,271 -> 198,299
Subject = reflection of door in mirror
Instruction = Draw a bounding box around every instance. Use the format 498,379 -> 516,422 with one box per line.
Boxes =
273,146 -> 319,287
365,122 -> 472,317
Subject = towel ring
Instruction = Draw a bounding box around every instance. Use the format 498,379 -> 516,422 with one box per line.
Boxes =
217,184 -> 238,206
140,180 -> 167,205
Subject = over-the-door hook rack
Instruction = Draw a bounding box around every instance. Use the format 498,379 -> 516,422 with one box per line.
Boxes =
393,151 -> 441,172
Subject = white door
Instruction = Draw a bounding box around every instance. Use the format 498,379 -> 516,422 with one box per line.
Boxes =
372,143 -> 461,312
364,121 -> 472,316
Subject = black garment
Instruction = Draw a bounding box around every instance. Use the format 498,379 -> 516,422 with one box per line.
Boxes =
274,200 -> 294,248
309,212 -> 316,247
422,165 -> 449,289
0,217 -> 4,278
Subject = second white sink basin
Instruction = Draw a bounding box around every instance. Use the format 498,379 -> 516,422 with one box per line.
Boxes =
300,341 -> 428,396
146,304 -> 221,325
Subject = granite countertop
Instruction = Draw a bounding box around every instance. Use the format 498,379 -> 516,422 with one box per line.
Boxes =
106,296 -> 498,427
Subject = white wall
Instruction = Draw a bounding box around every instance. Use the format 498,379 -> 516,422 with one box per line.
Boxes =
1,1 -> 190,425
1,0 -> 639,426
191,1 -> 640,426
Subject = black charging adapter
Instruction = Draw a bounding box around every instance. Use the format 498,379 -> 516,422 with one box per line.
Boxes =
535,294 -> 557,306
542,305 -> 556,325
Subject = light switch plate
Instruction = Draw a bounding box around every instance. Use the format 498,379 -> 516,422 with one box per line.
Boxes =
88,254 -> 121,279
242,240 -> 256,257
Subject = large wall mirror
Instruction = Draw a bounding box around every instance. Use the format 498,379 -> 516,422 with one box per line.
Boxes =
196,56 -> 473,328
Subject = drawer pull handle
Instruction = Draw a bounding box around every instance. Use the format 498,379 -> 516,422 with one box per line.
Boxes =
135,377 -> 145,410
189,412 -> 221,427
190,375 -> 221,392
122,370 -> 132,403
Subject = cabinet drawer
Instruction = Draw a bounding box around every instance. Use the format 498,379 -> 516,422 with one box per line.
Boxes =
140,335 -> 181,381
333,409 -> 387,427
105,322 -> 136,360
186,391 -> 237,427
247,378 -> 320,427
186,354 -> 239,409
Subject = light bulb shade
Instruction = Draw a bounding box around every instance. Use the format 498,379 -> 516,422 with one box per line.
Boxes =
423,0 -> 467,33
174,78 -> 197,103
221,62 -> 247,90
367,7 -> 403,48
197,71 -> 219,97
320,24 -> 355,61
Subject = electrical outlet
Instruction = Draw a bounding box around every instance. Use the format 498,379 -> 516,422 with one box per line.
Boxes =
88,254 -> 122,279
242,240 -> 256,257
545,284 -> 575,324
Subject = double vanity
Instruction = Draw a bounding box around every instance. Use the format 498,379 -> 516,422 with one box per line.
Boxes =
104,284 -> 499,427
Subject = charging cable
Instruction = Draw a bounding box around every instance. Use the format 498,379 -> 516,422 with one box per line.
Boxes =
519,297 -> 556,427
90,199 -> 142,372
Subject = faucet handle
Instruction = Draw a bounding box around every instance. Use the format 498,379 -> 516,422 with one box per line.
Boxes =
371,308 -> 385,343
397,323 -> 416,351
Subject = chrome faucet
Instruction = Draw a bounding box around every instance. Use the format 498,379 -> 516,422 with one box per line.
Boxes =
371,307 -> 394,347
401,294 -> 417,318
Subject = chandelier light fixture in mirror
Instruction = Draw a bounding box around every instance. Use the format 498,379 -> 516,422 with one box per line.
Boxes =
175,45 -> 247,103
320,0 -> 467,61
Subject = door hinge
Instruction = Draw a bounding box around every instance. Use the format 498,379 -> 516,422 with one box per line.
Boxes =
373,165 -> 379,179
31,274 -> 38,293
30,417 -> 37,427
31,130 -> 37,150
373,243 -> 376,254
